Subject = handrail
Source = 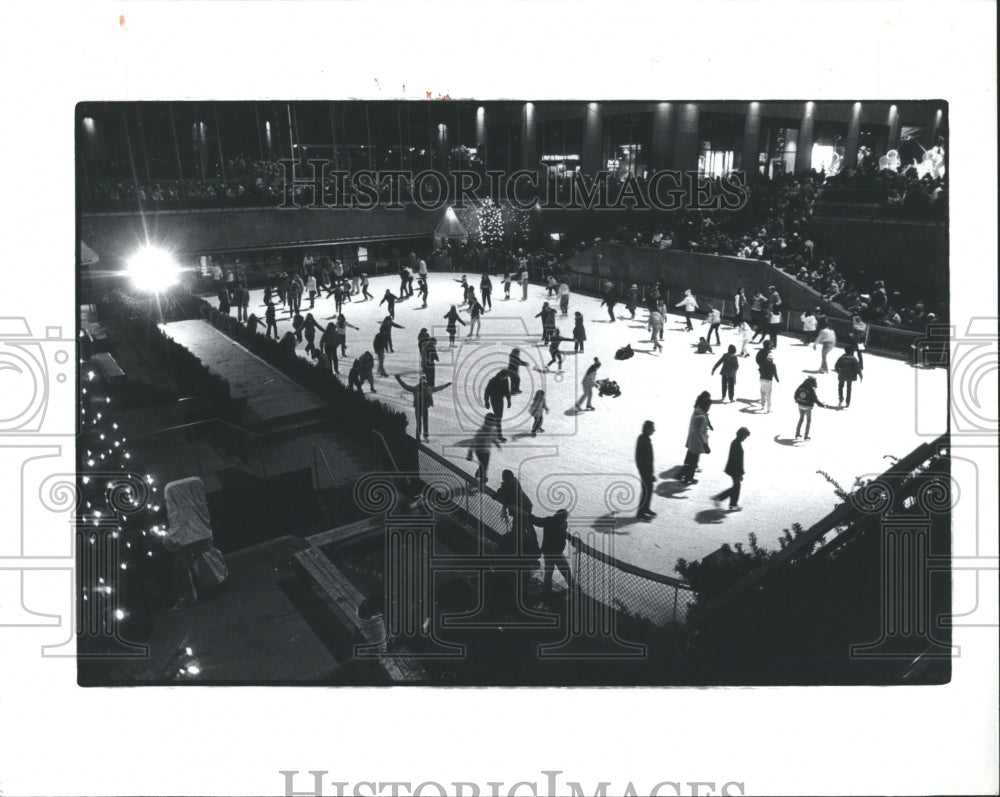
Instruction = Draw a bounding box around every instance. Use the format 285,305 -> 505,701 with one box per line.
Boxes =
128,416 -> 268,479
686,435 -> 947,631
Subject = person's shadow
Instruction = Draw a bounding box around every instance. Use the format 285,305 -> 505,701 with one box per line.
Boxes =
655,481 -> 691,499
773,433 -> 799,446
590,512 -> 642,534
739,406 -> 762,414
802,368 -> 824,374
659,465 -> 685,480
695,508 -> 727,524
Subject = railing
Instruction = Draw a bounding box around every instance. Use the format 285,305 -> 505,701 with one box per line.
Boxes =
686,435 -> 948,631
128,418 -> 268,481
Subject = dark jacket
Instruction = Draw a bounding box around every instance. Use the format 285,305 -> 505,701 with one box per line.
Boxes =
712,352 -> 740,377
484,373 -> 511,405
835,353 -> 862,382
724,438 -> 745,478
794,382 -> 824,408
756,349 -> 779,381
530,513 -> 569,555
635,434 -> 654,480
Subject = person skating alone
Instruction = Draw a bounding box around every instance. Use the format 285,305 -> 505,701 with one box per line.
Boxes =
794,376 -> 826,440
834,345 -> 863,408
600,292 -> 619,323
480,274 -> 493,311
520,265 -> 530,301
264,300 -> 279,340
558,281 -> 570,316
529,389 -> 548,436
467,413 -> 502,487
395,373 -> 451,442
635,420 -> 657,520
679,393 -> 712,484
572,311 -> 587,353
379,289 -> 398,320
676,289 -> 699,331
417,275 -> 429,308
575,357 -> 601,411
756,340 -> 779,412
462,295 -> 484,338
694,336 -> 714,355
545,327 -> 566,371
484,370 -> 512,442
502,271 -> 512,300
814,324 -> 837,373
703,307 -> 722,346
506,348 -> 530,395
535,302 -> 556,342
738,320 -> 753,357
372,331 -> 391,377
319,323 -> 341,375
442,305 -> 465,348
711,345 -> 740,403
360,273 -> 372,302
712,427 -> 750,511
648,307 -> 664,352
335,314 -> 358,357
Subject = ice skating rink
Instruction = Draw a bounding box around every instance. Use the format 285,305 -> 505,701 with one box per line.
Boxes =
207,272 -> 948,575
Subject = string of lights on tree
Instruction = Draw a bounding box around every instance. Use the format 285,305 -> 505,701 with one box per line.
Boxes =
77,347 -> 201,677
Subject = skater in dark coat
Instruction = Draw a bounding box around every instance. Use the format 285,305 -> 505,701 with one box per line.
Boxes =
379,315 -> 404,353
395,373 -> 451,441
711,345 -> 740,402
319,323 -> 340,375
351,352 -> 376,393
794,376 -> 827,440
535,302 -> 556,342
484,370 -> 512,441
572,311 -> 587,353
264,301 -> 279,340
379,290 -> 398,319
373,331 -> 390,377
496,469 -> 539,559
467,413 -> 502,486
443,305 -> 465,347
635,420 -> 657,520
600,293 -> 619,323
480,274 -> 493,311
712,427 -> 750,511
506,348 -> 530,395
834,346 -> 863,408
679,393 -> 712,484
422,337 -> 440,387
546,328 -> 566,370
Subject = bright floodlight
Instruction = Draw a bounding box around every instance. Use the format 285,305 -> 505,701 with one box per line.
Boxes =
127,246 -> 178,292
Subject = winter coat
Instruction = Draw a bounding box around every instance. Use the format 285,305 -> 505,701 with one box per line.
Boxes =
685,409 -> 711,454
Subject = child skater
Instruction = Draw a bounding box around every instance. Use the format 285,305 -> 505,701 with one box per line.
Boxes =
529,389 -> 549,437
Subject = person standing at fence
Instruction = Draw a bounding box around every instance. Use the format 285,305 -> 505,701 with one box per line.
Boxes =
467,413 -> 502,486
635,420 -> 656,520
679,393 -> 712,484
834,346 -> 863,408
310,347 -> 333,375
711,427 -> 750,512
814,324 -> 837,373
703,306 -> 722,345
529,508 -> 574,598
575,357 -> 601,411
506,348 -> 530,395
600,292 -> 619,323
484,370 -> 512,442
379,315 -> 404,353
443,305 -> 465,348
733,287 -> 747,328
794,376 -> 827,440
676,289 -> 698,331
497,469 -> 539,560
756,340 -> 779,412
395,373 -> 451,442
218,286 -> 231,316
711,345 -> 740,403
529,389 -> 548,436
573,311 -> 587,353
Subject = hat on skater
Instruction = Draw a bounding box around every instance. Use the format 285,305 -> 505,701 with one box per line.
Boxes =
736,427 -> 751,439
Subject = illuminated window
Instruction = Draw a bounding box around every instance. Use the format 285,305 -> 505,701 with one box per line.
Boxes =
699,142 -> 734,178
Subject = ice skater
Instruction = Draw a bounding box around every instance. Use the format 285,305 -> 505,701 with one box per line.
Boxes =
335,314 -> 358,357
360,273 -> 372,301
529,389 -> 548,436
529,508 -> 574,597
463,294 -> 484,338
417,275 -> 429,308
484,370 -> 512,442
379,315 -> 404,353
467,413 -> 502,486
264,300 -> 278,340
679,392 -> 713,484
648,307 -> 664,352
794,376 -> 827,440
545,327 -> 566,371
395,373 -> 452,442
635,420 -> 657,520
834,346 -> 863,408
756,340 -> 779,412
703,307 -> 722,345
350,352 -> 376,393
454,275 -> 469,305
502,271 -> 512,299
520,265 -> 530,300
711,345 -> 740,402
506,348 -> 530,394
676,289 -> 699,331
373,330 -> 390,377
711,427 -> 750,512
575,357 -> 601,411
422,337 -> 440,387
695,337 -> 714,355
738,320 -> 753,357
443,305 -> 465,348
626,284 -> 639,320
319,323 -> 341,375
535,302 -> 556,342
600,292 -> 619,323
379,289 -> 398,320
814,324 -> 837,373
572,312 -> 587,353
558,281 -> 570,316
480,274 -> 493,311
